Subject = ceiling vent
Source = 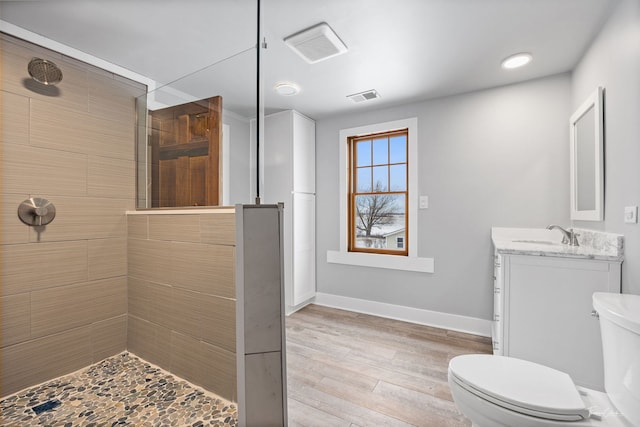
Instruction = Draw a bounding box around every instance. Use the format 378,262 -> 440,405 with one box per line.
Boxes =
284,23 -> 347,64
347,89 -> 381,103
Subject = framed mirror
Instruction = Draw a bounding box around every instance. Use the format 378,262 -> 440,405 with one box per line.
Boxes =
570,87 -> 604,221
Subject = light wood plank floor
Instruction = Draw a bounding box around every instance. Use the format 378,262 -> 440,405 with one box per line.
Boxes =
285,304 -> 492,427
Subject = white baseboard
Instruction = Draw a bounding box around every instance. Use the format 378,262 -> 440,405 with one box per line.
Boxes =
314,292 -> 491,337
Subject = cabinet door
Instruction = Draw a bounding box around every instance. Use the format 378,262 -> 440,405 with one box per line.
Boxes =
292,193 -> 315,305
292,112 -> 315,194
506,255 -> 616,390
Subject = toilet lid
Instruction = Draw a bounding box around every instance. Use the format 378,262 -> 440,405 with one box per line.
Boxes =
449,354 -> 590,421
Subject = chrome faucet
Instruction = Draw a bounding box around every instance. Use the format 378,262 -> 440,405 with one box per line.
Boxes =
547,225 -> 580,246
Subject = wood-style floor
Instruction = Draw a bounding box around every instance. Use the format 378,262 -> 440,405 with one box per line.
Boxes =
285,304 -> 492,427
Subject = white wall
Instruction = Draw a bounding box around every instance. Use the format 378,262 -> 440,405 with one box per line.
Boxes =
224,113 -> 253,205
316,74 -> 572,321
571,0 -> 640,295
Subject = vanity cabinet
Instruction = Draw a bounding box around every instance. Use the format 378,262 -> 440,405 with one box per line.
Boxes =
493,252 -> 621,390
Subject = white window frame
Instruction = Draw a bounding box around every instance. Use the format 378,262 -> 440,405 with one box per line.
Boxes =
327,117 -> 434,273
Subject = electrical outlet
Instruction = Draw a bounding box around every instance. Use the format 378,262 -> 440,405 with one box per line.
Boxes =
624,206 -> 638,224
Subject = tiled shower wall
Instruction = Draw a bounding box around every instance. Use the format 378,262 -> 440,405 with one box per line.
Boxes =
0,34 -> 145,397
127,212 -> 237,401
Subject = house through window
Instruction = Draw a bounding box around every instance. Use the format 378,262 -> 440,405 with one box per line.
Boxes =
348,129 -> 408,255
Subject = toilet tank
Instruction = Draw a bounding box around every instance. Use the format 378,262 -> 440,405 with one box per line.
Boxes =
593,292 -> 640,426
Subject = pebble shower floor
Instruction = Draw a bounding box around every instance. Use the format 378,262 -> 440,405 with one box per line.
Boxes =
0,353 -> 237,426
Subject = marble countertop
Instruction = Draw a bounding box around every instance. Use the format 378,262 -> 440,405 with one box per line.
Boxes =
491,227 -> 624,262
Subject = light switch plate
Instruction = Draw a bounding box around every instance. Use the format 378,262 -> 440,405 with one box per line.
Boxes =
624,206 -> 638,224
419,195 -> 429,209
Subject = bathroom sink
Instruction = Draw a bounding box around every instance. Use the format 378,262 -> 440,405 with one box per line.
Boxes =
511,239 -> 558,245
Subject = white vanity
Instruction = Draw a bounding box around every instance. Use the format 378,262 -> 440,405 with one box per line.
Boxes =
491,227 -> 623,391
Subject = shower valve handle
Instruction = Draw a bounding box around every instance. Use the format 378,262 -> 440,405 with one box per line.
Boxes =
18,197 -> 56,227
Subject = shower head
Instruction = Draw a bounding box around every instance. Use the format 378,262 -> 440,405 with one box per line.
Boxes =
28,58 -> 63,85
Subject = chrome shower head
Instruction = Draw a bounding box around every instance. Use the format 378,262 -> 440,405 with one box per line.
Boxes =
28,58 -> 63,85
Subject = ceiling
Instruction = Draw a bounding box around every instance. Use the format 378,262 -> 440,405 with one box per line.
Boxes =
0,0 -> 617,120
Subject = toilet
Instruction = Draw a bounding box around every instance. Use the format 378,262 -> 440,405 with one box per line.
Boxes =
448,292 -> 640,427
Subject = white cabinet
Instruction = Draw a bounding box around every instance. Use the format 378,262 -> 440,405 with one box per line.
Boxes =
263,110 -> 316,313
493,252 -> 621,390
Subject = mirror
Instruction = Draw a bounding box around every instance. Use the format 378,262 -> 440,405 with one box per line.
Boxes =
570,87 -> 604,221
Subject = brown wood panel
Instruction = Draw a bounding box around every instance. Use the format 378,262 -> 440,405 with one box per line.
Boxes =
286,305 -> 492,427
150,96 -> 222,207
190,156 -> 207,206
159,159 -> 176,207
176,156 -> 190,207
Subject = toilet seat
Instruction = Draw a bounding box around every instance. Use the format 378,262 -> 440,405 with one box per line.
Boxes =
449,354 -> 590,422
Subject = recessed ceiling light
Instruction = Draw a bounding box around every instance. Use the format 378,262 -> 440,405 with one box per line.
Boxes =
501,52 -> 533,69
274,82 -> 300,96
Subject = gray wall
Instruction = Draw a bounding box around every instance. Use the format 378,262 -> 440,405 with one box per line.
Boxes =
316,73 -> 571,320
571,0 -> 640,295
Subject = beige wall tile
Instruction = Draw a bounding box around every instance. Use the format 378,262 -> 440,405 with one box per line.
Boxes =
24,196 -> 89,242
170,332 -> 236,401
89,238 -> 127,280
200,213 -> 236,246
28,197 -> 132,243
128,238 -> 172,285
85,113 -> 135,161
128,277 -> 173,330
171,242 -> 235,298
202,341 -> 237,402
127,315 -> 155,363
77,198 -> 132,240
0,293 -> 30,348
2,192 -> 31,244
170,288 -> 203,339
2,142 -> 88,197
147,282 -> 173,329
128,276 -> 151,320
201,294 -> 236,353
88,73 -> 144,127
0,91 -> 29,145
0,326 -> 92,398
128,315 -> 171,371
148,215 -> 201,242
1,241 -> 88,296
88,277 -> 128,323
31,277 -> 126,339
88,156 -> 135,199
170,331 -> 204,387
127,215 -> 148,240
92,315 -> 127,362
1,38 -> 88,111
29,99 -> 93,154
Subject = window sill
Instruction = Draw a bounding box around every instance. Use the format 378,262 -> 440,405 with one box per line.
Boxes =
326,250 -> 434,273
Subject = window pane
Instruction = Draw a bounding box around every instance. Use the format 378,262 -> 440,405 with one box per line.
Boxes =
389,164 -> 406,191
357,167 -> 372,192
389,135 -> 407,163
372,166 -> 388,191
356,140 -> 371,167
352,194 -> 405,251
373,138 -> 388,165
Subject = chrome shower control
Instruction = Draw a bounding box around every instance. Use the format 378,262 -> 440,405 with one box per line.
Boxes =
18,197 -> 56,226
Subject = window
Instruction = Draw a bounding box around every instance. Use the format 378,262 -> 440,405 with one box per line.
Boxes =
327,117 -> 433,273
396,237 -> 404,249
348,129 -> 408,255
